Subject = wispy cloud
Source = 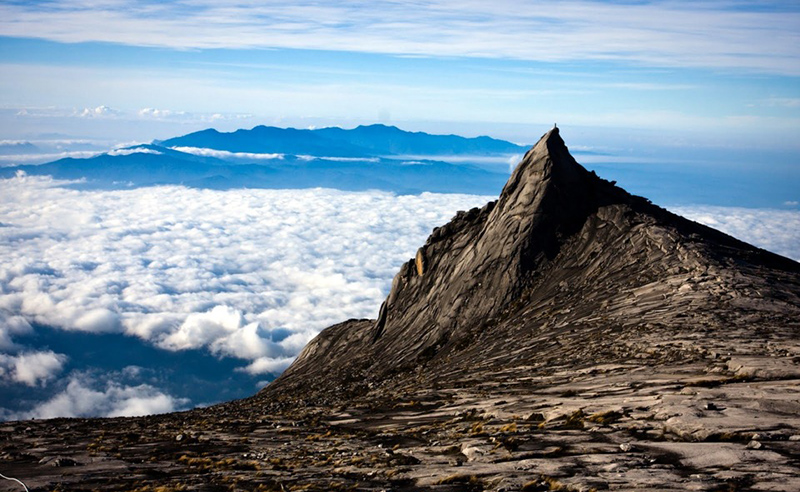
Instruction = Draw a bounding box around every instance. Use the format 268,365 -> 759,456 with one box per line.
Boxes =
12,103 -> 253,124
138,107 -> 179,119
601,82 -> 698,91
171,146 -> 284,161
107,147 -> 162,156
762,97 -> 800,108
1,1 -> 798,74
78,105 -> 119,118
138,108 -> 254,122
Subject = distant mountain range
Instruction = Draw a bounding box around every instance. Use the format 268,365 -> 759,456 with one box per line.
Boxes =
157,123 -> 527,157
2,124 -> 525,194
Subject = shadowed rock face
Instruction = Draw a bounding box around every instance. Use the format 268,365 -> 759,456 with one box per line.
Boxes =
265,128 -> 800,402
4,129 -> 800,492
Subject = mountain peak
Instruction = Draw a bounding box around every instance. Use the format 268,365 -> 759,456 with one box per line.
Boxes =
265,128 -> 620,390
505,126 -> 603,198
496,127 -> 599,220
265,128 -> 799,403
537,124 -> 560,147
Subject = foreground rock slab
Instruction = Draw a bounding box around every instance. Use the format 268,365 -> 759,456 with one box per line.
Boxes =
2,357 -> 800,491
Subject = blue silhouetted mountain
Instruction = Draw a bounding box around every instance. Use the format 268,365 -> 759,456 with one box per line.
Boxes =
158,124 -> 528,157
159,126 -> 371,157
312,124 -> 527,155
1,143 -> 509,195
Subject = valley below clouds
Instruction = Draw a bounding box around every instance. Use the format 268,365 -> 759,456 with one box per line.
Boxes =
1,173 -> 798,419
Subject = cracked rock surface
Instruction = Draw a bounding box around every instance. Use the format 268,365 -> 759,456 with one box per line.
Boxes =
2,129 -> 799,491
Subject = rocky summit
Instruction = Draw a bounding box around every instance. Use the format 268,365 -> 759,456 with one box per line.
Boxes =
2,129 -> 800,491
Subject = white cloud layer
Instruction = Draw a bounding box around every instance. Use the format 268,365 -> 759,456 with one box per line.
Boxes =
20,374 -> 188,419
0,151 -> 103,167
670,205 -> 800,262
0,350 -> 67,387
0,1 -> 798,75
1,175 -> 798,381
0,174 -> 493,374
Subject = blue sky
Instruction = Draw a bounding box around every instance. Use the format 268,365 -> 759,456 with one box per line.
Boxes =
0,0 -> 798,151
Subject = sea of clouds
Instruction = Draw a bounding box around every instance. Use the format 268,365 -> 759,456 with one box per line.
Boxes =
0,174 -> 494,418
671,206 -> 800,261
1,174 -> 798,419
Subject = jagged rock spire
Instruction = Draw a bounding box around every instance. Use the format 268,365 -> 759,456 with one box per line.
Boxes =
368,129 -> 623,356
266,128 -> 800,402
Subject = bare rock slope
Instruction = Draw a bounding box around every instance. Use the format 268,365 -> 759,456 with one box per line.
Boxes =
266,128 -> 800,402
2,129 -> 800,492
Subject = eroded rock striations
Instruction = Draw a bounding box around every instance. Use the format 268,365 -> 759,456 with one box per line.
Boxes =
266,128 -> 800,403
3,129 -> 800,491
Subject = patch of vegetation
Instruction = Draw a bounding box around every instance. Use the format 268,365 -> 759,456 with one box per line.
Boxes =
293,481 -> 359,491
522,475 -> 565,491
499,422 -> 518,433
684,379 -> 725,388
526,412 -> 545,422
130,484 -> 188,492
305,430 -> 333,441
587,410 -> 623,426
703,431 -> 742,442
436,474 -> 482,485
471,421 -> 486,435
708,475 -> 756,492
496,436 -> 520,452
563,409 -> 586,429
685,372 -> 755,388
177,455 -> 260,472
452,408 -> 484,422
522,475 -> 597,492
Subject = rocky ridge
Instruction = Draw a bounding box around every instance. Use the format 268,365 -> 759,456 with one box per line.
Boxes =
1,129 -> 799,491
265,128 -> 800,404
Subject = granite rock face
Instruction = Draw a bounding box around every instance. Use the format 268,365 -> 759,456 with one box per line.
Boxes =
3,129 -> 800,491
266,128 -> 800,403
